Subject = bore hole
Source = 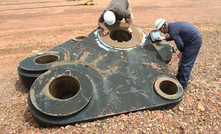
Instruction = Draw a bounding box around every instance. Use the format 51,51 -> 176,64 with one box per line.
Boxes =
110,29 -> 132,42
49,75 -> 80,99
35,55 -> 58,64
159,80 -> 178,95
72,35 -> 86,41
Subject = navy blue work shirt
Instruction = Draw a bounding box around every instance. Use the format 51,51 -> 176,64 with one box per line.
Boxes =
166,22 -> 201,52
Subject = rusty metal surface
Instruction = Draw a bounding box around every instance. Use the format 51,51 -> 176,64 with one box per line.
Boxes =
18,22 -> 183,126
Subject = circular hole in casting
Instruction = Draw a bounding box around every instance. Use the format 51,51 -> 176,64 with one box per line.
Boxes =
35,55 -> 58,64
159,80 -> 178,95
49,75 -> 80,99
110,29 -> 132,42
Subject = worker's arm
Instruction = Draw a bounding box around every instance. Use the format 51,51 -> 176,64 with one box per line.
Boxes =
170,34 -> 184,52
128,13 -> 134,33
98,11 -> 110,36
158,34 -> 172,40
173,37 -> 185,52
98,22 -> 110,36
165,35 -> 173,41
158,34 -> 184,52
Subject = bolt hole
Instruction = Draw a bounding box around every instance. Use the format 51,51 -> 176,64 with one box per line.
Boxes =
35,55 -> 58,64
110,29 -> 132,42
72,35 -> 86,41
49,75 -> 80,99
159,80 -> 178,95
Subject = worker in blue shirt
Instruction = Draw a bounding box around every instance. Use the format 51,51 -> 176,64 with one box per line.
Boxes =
155,18 -> 202,90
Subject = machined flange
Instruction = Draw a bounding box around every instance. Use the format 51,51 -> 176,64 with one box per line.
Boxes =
72,35 -> 86,41
18,52 -> 61,89
98,22 -> 144,49
18,52 -> 66,89
154,77 -> 183,100
30,64 -> 93,116
19,52 -> 62,71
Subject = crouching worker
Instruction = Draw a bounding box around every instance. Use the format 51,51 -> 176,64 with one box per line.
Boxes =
155,18 -> 202,90
98,0 -> 134,35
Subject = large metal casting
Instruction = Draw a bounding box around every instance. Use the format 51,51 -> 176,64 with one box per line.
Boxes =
18,22 -> 183,126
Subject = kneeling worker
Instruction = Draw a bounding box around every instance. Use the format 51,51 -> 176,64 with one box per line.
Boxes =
98,0 -> 134,35
155,18 -> 202,90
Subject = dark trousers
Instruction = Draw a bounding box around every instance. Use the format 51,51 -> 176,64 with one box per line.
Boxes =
176,35 -> 202,89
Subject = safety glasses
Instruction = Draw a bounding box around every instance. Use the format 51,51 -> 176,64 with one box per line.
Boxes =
160,22 -> 167,30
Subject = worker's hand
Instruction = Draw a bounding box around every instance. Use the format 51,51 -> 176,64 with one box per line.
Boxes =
103,29 -> 110,36
128,28 -> 133,34
157,36 -> 165,40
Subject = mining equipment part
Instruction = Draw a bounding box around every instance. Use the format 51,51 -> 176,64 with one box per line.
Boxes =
98,22 -> 143,49
152,41 -> 173,64
18,22 -> 183,126
30,65 -> 93,116
18,38 -> 83,89
18,52 -> 62,89
154,77 -> 183,100
148,30 -> 173,64
18,66 -> 47,90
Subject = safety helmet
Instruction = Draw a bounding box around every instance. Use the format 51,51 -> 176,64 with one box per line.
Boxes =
155,18 -> 167,30
104,11 -> 116,25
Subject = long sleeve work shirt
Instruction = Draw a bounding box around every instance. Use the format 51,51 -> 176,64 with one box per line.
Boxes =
166,22 -> 201,52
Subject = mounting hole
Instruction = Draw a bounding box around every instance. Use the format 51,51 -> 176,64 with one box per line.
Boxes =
98,22 -> 144,49
154,77 -> 183,100
72,35 -> 86,41
110,29 -> 132,42
159,80 -> 178,95
35,55 -> 58,64
49,75 -> 80,99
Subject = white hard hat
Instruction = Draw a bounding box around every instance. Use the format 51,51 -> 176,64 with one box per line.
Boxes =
155,18 -> 167,30
104,11 -> 116,25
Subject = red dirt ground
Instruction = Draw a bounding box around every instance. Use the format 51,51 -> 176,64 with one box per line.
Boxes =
0,0 -> 220,133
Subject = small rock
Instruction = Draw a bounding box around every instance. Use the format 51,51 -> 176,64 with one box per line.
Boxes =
178,106 -> 184,111
198,103 -> 205,111
201,116 -> 206,121
190,89 -> 196,93
179,122 -> 185,129
60,126 -> 65,129
65,125 -> 73,129
24,122 -> 30,129
157,113 -> 163,119
82,124 -> 87,128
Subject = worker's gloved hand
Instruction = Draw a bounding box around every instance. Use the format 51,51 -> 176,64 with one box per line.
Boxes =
103,29 -> 110,36
128,28 -> 133,34
177,52 -> 183,67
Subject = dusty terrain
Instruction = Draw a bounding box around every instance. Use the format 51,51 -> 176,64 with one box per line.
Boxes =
0,0 -> 220,133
